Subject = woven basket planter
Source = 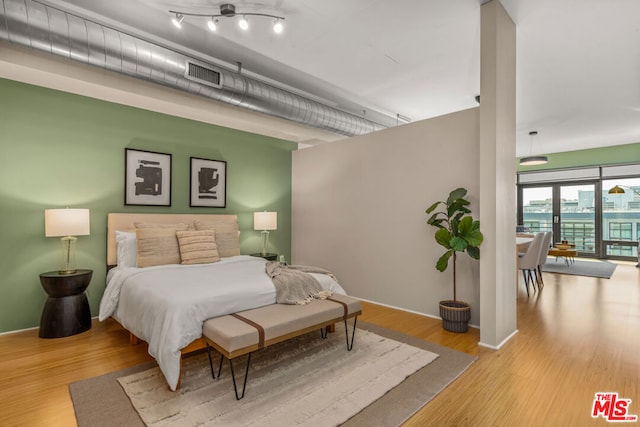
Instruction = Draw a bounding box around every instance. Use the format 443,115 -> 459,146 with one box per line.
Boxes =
439,300 -> 471,333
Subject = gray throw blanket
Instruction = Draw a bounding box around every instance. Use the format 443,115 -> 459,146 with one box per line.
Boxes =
265,262 -> 335,305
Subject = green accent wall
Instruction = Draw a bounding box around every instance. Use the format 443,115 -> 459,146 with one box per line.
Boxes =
517,142 -> 640,172
0,78 -> 296,333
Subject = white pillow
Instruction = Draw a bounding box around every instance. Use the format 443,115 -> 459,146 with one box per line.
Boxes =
115,230 -> 137,268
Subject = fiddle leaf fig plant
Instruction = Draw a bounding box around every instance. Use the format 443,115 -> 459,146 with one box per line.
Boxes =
426,187 -> 483,301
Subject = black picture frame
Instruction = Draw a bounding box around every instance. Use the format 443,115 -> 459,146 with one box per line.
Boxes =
124,148 -> 172,206
190,157 -> 227,208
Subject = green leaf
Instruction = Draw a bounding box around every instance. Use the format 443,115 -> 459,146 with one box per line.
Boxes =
465,229 -> 484,247
426,212 -> 445,226
467,246 -> 480,260
436,250 -> 453,272
434,228 -> 452,248
448,202 -> 469,219
450,217 -> 460,236
450,236 -> 468,251
446,188 -> 467,205
425,201 -> 442,214
458,216 -> 473,234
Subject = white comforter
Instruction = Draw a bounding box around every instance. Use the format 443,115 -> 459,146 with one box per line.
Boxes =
99,255 -> 346,390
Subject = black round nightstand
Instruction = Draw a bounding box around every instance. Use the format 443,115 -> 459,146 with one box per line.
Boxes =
39,269 -> 93,338
250,253 -> 278,261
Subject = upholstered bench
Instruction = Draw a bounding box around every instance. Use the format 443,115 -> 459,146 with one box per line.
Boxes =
202,294 -> 362,399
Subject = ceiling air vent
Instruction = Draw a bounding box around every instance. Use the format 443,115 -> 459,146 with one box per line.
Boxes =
185,61 -> 223,88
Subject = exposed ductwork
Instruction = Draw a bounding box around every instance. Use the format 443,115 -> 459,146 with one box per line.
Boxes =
0,0 -> 386,137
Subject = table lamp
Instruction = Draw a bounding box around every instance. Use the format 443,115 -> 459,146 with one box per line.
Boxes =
254,211 -> 277,256
45,208 -> 90,274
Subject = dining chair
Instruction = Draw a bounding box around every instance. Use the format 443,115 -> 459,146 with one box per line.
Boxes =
535,231 -> 553,290
517,232 -> 545,297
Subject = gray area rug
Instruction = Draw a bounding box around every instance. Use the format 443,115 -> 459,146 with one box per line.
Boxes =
69,322 -> 476,427
541,258 -> 617,279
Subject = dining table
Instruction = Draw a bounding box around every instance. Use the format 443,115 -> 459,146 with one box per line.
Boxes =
516,235 -> 534,253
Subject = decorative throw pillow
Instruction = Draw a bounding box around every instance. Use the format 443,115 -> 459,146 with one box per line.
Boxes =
176,230 -> 220,265
134,222 -> 193,230
194,220 -> 240,257
115,230 -> 137,268
135,226 -> 187,267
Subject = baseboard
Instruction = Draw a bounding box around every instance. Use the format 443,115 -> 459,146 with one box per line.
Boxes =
0,315 -> 99,336
478,328 -> 519,350
0,325 -> 38,336
355,296 -> 479,330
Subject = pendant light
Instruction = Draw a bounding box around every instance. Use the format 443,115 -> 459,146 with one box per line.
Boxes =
520,131 -> 548,166
607,185 -> 625,194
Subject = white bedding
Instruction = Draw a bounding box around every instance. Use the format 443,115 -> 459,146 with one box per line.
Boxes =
99,255 -> 346,390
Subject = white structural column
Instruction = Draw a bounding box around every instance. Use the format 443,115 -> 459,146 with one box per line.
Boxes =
479,0 -> 518,348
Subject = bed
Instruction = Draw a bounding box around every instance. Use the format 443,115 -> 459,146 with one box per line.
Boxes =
99,213 -> 346,391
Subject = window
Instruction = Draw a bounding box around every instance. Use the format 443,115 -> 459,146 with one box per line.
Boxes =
561,222 -> 595,251
609,223 -> 632,241
518,165 -> 640,261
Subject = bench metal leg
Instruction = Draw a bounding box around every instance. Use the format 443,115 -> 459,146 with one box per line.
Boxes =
206,343 -> 224,379
208,343 -> 251,399
344,316 -> 358,351
228,353 -> 252,400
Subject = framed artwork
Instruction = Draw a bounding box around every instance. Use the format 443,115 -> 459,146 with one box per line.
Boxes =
190,157 -> 227,207
124,148 -> 172,206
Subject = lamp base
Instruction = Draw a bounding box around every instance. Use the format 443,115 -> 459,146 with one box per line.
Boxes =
59,236 -> 78,275
261,230 -> 270,256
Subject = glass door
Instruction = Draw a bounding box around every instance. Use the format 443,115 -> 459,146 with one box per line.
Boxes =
519,182 -> 599,257
558,184 -> 597,255
520,186 -> 553,234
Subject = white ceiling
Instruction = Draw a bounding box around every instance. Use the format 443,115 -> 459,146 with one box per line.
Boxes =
45,0 -> 640,156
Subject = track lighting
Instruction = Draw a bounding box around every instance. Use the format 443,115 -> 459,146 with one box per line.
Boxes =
171,13 -> 184,29
273,19 -> 283,34
169,3 -> 285,35
238,15 -> 249,31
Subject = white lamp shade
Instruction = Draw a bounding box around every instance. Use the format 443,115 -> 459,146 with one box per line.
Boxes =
254,211 -> 277,231
45,208 -> 90,237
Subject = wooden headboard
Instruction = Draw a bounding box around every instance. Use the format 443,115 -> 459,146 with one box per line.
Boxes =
107,213 -> 239,266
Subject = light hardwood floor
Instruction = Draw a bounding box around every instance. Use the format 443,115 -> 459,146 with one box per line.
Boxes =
0,261 -> 638,426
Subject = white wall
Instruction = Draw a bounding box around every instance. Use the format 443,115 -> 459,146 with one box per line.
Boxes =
292,108 -> 481,324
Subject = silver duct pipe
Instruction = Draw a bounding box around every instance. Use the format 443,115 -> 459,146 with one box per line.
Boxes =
0,0 -> 386,137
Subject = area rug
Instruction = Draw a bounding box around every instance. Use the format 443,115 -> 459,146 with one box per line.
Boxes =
69,322 -> 476,427
541,258 -> 617,279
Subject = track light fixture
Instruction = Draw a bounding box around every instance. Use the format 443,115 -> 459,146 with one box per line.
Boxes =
169,3 -> 285,34
171,13 -> 184,29
238,15 -> 249,31
273,19 -> 284,34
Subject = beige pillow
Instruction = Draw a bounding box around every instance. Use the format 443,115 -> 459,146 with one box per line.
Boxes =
134,222 -> 193,230
176,230 -> 220,265
136,226 -> 188,267
194,220 -> 240,257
